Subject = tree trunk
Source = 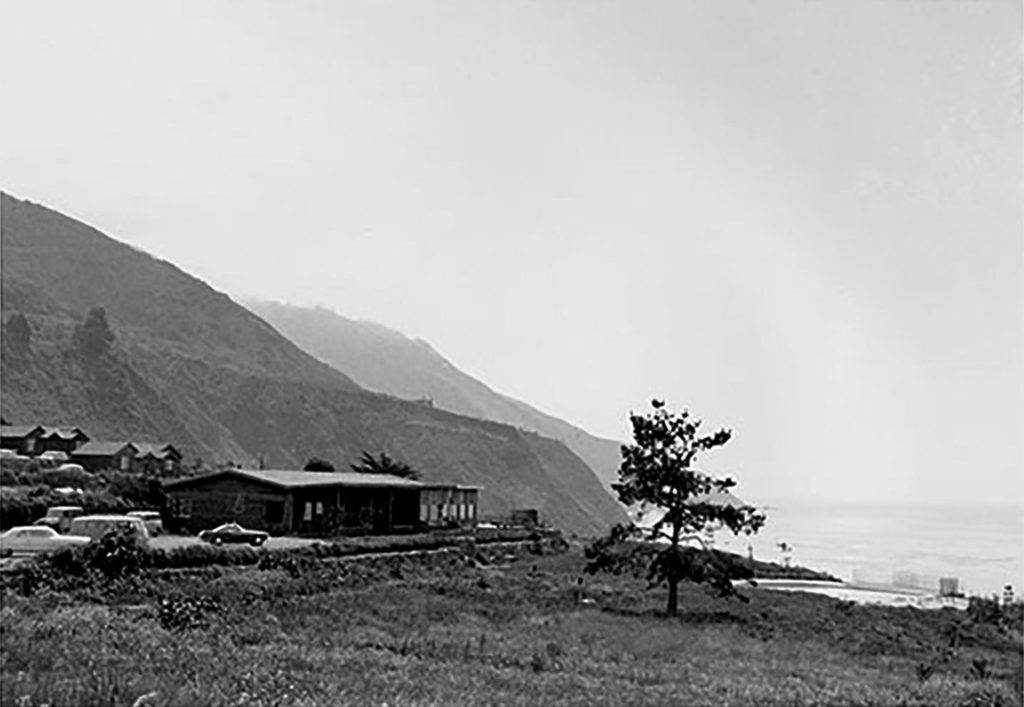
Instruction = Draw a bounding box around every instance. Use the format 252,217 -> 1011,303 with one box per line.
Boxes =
667,520 -> 681,616
666,577 -> 679,616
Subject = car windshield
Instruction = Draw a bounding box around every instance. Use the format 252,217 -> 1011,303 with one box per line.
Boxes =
214,523 -> 243,532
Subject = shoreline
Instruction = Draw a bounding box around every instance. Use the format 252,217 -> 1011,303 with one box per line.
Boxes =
743,577 -> 973,609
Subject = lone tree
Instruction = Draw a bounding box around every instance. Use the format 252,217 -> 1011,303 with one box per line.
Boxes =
4,313 -> 31,354
303,457 -> 336,472
350,451 -> 419,480
72,307 -> 115,360
591,399 -> 766,615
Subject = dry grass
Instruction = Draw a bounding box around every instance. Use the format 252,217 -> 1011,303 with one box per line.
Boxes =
1,551 -> 1021,706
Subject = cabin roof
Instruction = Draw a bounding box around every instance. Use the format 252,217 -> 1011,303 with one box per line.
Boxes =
134,442 -> 180,459
419,483 -> 482,491
164,468 -> 424,491
72,441 -> 137,456
41,427 -> 88,440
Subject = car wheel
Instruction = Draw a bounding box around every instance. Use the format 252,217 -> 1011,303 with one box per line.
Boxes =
212,537 -> 223,546
250,537 -> 264,547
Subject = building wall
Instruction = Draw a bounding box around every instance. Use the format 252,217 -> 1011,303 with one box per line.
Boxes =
293,486 -> 421,534
166,478 -> 423,535
39,437 -> 81,455
135,455 -> 182,476
166,478 -> 292,534
72,449 -> 136,472
420,487 -> 478,528
1,432 -> 43,455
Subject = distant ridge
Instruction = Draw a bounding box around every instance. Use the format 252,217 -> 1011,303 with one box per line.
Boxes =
0,190 -> 627,535
245,300 -> 625,492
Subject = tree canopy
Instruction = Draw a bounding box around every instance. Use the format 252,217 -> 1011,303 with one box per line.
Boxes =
72,307 -> 115,360
589,399 -> 766,615
303,458 -> 336,472
4,313 -> 31,354
350,451 -> 420,480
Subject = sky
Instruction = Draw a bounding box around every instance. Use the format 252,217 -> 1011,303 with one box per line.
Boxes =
1,0 -> 1021,505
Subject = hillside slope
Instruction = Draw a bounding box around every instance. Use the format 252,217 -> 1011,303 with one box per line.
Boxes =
0,191 -> 627,535
244,302 -> 625,491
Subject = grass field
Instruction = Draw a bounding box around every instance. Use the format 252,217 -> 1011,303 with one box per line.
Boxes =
1,546 -> 1021,706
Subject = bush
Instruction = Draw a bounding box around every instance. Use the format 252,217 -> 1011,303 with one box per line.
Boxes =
7,529 -> 148,595
143,543 -> 262,570
157,596 -> 223,631
39,465 -> 101,489
81,529 -> 147,578
0,485 -> 132,529
104,471 -> 165,509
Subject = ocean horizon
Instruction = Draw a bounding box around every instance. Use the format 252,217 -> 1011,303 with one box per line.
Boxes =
636,498 -> 1023,598
703,498 -> 1024,598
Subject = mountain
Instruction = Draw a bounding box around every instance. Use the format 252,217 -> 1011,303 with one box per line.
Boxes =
0,191 -> 628,535
245,301 -> 625,492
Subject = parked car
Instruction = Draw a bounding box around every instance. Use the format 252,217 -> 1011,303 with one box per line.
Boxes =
38,450 -> 70,466
0,449 -> 31,462
0,526 -> 91,555
126,510 -> 164,536
198,522 -> 269,547
33,506 -> 85,533
56,463 -> 86,474
68,515 -> 150,545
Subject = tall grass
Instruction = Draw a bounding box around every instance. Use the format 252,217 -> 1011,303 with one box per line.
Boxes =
1,552 -> 1021,706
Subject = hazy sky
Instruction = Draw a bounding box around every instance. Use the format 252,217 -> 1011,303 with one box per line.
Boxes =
2,1 -> 1021,504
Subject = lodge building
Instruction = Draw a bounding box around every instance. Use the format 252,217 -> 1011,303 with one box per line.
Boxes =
163,468 -> 479,535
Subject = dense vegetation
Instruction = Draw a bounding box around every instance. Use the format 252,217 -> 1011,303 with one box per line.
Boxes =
0,191 -> 626,535
1,544 -> 1020,706
0,458 -> 166,530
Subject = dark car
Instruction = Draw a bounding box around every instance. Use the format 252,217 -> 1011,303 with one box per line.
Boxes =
198,522 -> 269,547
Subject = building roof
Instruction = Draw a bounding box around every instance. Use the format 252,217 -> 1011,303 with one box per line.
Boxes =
164,468 -> 424,491
134,442 -> 180,459
0,425 -> 44,438
41,427 -> 88,440
72,441 -> 137,457
419,483 -> 482,491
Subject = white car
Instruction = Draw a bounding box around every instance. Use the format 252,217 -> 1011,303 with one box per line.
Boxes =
0,449 -> 31,462
126,511 -> 164,536
56,463 -> 86,474
39,450 -> 70,463
0,526 -> 91,555
69,515 -> 150,545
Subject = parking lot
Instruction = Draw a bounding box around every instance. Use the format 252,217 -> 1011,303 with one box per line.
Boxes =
148,534 -> 320,551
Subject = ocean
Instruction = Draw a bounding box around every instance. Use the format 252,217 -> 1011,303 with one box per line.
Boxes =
685,499 -> 1023,598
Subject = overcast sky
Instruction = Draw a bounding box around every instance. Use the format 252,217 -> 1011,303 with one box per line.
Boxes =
2,0 -> 1020,505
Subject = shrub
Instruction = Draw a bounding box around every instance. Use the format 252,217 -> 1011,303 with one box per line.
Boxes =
0,485 -> 131,530
157,595 -> 223,631
143,543 -> 261,570
39,465 -> 101,489
104,472 -> 166,510
81,529 -> 147,578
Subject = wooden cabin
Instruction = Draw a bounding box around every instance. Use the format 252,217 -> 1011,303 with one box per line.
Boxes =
163,468 -> 428,535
